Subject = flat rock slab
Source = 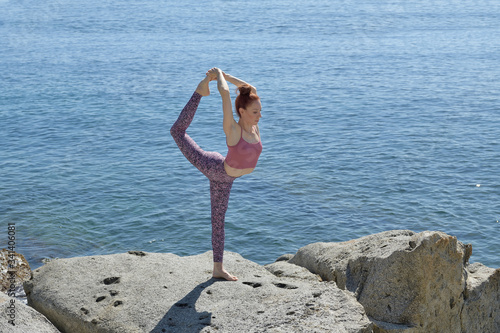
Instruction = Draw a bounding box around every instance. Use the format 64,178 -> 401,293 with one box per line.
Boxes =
24,251 -> 373,333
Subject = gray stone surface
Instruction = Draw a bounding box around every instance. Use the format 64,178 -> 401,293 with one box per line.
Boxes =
18,230 -> 499,333
265,261 -> 321,282
289,230 -> 493,333
0,292 -> 61,333
24,250 -> 373,333
461,262 -> 500,333
275,254 -> 294,262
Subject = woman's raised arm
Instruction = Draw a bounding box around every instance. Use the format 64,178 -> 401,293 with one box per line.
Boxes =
207,68 -> 237,135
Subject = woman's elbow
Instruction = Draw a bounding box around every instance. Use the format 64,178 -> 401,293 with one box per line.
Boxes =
219,86 -> 230,95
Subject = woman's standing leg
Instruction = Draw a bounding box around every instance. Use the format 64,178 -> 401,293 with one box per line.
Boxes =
210,180 -> 233,263
210,178 -> 238,281
207,161 -> 237,280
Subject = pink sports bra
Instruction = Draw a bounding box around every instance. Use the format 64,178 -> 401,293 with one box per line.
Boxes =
225,127 -> 263,169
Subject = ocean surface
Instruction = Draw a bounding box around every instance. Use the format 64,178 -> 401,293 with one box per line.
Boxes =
1,0 -> 499,270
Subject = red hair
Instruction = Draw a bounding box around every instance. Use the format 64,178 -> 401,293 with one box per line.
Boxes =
235,85 -> 259,118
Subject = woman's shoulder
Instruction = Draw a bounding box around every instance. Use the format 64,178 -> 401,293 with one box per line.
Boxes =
226,123 -> 242,146
255,125 -> 261,137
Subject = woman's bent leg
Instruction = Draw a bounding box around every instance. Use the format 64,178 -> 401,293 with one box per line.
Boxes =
171,92 -> 201,135
170,92 -> 216,176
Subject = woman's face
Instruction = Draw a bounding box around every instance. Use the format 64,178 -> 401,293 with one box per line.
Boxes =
240,99 -> 262,125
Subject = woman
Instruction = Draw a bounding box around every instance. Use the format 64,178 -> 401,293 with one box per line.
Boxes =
170,68 -> 262,281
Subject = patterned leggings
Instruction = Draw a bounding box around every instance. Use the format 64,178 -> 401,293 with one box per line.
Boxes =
170,92 -> 237,263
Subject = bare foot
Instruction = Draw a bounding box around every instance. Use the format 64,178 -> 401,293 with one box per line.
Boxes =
195,76 -> 211,97
213,262 -> 238,281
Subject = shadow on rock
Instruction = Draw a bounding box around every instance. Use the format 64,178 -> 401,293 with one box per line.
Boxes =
150,278 -> 218,333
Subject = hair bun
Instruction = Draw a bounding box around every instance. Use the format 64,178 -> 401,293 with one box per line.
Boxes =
234,84 -> 259,118
238,85 -> 252,96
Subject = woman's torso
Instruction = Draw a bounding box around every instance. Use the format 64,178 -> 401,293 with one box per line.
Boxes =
224,125 -> 261,178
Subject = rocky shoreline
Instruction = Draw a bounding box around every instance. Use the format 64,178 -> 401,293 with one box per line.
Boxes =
1,230 -> 499,332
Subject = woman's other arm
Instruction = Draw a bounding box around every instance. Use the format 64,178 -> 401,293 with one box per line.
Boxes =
223,72 -> 257,95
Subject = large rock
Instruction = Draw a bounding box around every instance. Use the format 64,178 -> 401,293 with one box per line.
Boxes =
289,230 -> 482,332
0,292 -> 61,333
24,250 -> 373,333
461,262 -> 500,332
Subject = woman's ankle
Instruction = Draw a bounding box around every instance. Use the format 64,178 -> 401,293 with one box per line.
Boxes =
196,76 -> 211,96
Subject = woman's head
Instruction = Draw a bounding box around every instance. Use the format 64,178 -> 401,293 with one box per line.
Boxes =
235,85 -> 261,119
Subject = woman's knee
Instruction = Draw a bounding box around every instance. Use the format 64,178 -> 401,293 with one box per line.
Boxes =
170,123 -> 181,138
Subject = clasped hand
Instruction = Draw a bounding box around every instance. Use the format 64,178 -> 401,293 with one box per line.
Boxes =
206,67 -> 224,81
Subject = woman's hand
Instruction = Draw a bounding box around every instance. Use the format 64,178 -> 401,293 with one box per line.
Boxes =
206,67 -> 222,81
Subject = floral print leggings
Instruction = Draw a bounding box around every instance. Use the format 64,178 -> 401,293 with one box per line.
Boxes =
170,91 -> 236,263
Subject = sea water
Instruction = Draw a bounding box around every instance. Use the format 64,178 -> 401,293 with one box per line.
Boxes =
1,0 -> 499,269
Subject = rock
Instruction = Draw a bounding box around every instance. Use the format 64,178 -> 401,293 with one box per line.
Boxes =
24,251 -> 373,333
0,292 -> 61,333
1,248 -> 31,294
275,253 -> 294,262
19,230 -> 499,332
265,261 -> 321,282
461,262 -> 500,333
289,230 -> 482,332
